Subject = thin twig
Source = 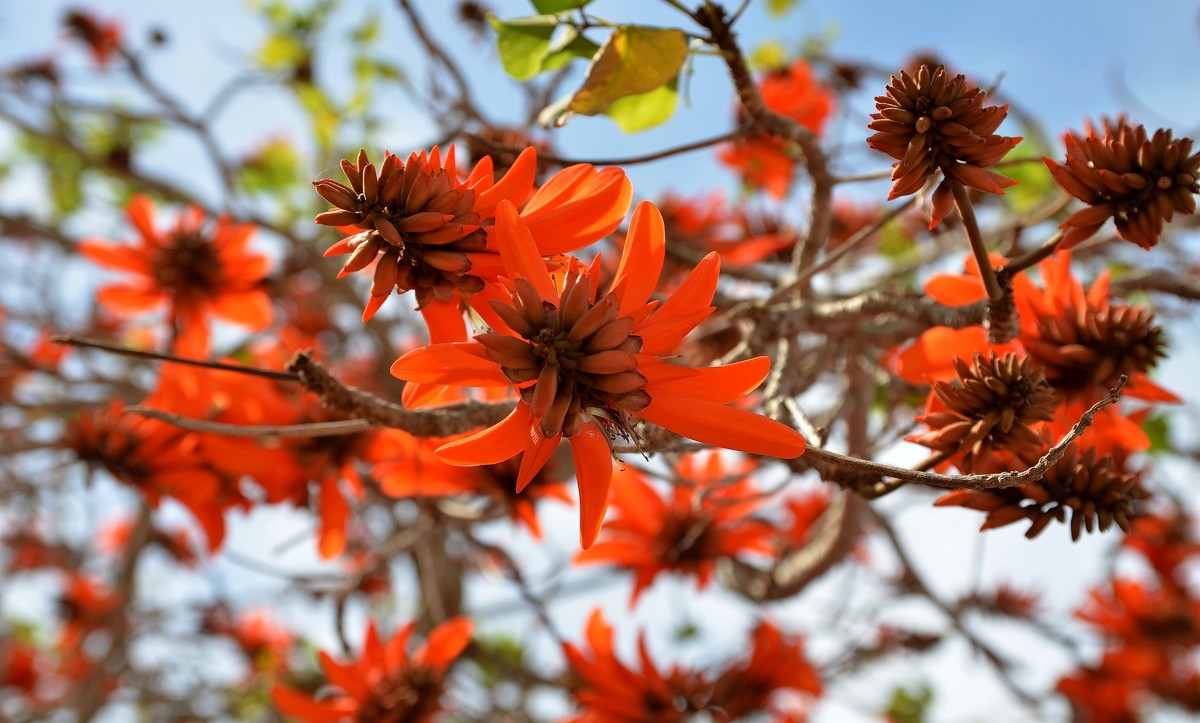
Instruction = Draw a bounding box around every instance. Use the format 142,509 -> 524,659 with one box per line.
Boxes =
287,350 -> 513,437
771,196 -> 917,301
871,507 -> 1041,709
1002,229 -> 1066,277
127,407 -> 371,438
52,335 -> 299,381
795,376 -> 1127,491
466,125 -> 752,167
951,177 -> 1003,302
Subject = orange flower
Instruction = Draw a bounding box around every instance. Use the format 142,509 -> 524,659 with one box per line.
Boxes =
271,616 -> 473,722
563,609 -> 708,723
1056,665 -> 1140,723
391,201 -> 806,547
718,60 -> 835,198
760,60 -> 836,136
78,196 -> 272,356
1122,510 -> 1200,586
315,146 -> 630,320
65,399 -> 233,550
576,452 -> 777,603
1077,579 -> 1200,661
709,621 -> 822,720
891,251 -> 1177,404
867,64 -> 1021,225
1044,118 -> 1200,249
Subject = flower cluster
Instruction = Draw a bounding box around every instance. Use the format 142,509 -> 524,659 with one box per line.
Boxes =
1058,515 -> 1200,720
563,610 -> 820,721
868,64 -> 1021,226
1046,118 -> 1200,249
892,252 -> 1174,538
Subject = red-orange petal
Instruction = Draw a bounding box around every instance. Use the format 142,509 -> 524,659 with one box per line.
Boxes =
271,685 -> 355,722
517,425 -> 561,492
77,240 -> 151,274
639,394 -> 806,458
646,357 -> 771,404
571,421 -> 614,549
435,403 -> 529,466
476,147 -> 537,216
636,252 -> 719,356
125,195 -> 160,244
611,200 -> 665,318
390,343 -> 509,386
416,617 -> 474,672
317,478 -> 348,559
495,201 -> 556,302
211,290 -> 273,329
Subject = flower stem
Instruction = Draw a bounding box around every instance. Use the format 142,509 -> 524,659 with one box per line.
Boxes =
950,177 -> 1004,302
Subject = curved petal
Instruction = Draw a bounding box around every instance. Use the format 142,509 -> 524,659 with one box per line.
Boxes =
523,167 -> 632,255
271,685 -> 355,722
317,479 -> 348,559
636,252 -> 719,355
521,164 -> 596,216
646,357 -> 771,404
570,421 -> 614,549
925,273 -> 985,306
475,147 -> 537,216
125,195 -> 160,244
416,617 -> 474,672
77,240 -> 151,274
639,394 -> 806,458
420,298 -> 468,345
611,201 -> 665,318
390,343 -> 509,386
435,403 -> 529,466
211,290 -> 273,329
97,283 -> 164,313
495,201 -> 556,302
516,425 -> 561,492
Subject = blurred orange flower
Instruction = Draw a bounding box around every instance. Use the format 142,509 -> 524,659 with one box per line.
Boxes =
272,617 -> 473,722
79,196 -> 272,356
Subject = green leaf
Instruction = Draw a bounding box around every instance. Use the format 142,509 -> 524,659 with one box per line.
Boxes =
566,26 -> 689,115
604,76 -> 678,132
239,138 -> 301,195
1001,141 -> 1052,213
541,24 -> 600,72
768,0 -> 802,15
531,0 -> 592,12
489,15 -> 559,81
1142,415 -> 1170,455
883,683 -> 934,723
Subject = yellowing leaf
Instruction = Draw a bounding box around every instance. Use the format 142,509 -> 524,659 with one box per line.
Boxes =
567,26 -> 688,115
604,77 -> 678,132
256,33 -> 308,71
747,39 -> 788,72
768,0 -> 802,15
